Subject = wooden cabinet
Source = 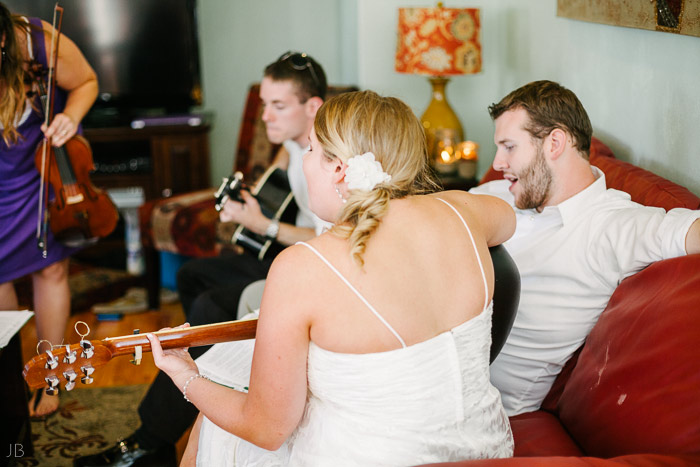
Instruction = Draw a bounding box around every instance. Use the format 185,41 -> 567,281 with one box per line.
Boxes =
83,122 -> 211,200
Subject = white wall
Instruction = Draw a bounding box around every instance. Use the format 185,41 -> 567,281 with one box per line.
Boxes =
199,0 -> 700,196
356,0 -> 700,195
195,0 -> 356,182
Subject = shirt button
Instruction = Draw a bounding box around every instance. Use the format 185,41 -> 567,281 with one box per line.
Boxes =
529,216 -> 535,221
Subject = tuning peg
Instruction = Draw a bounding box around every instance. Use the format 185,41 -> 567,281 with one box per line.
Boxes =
63,369 -> 77,391
45,375 -> 60,395
80,365 -> 94,384
63,344 -> 77,364
44,350 -> 59,369
80,340 -> 94,358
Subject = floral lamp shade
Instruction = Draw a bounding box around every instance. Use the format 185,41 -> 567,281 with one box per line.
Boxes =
395,7 -> 481,76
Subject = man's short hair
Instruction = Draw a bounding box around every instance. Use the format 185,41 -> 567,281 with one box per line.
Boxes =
488,80 -> 593,157
264,51 -> 327,102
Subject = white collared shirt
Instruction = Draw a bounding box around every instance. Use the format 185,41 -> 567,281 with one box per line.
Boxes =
284,140 -> 332,235
471,167 -> 700,415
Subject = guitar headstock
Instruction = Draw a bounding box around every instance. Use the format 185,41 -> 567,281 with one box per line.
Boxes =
23,340 -> 112,392
214,171 -> 245,212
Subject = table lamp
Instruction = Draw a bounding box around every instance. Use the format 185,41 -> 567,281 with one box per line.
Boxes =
395,4 -> 482,168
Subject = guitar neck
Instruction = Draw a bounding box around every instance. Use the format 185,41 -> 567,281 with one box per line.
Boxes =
104,319 -> 258,357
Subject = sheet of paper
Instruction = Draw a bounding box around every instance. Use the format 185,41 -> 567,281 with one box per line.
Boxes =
194,310 -> 257,392
196,339 -> 255,392
0,310 -> 34,348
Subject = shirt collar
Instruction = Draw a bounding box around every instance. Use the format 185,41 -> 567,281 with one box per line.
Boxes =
283,139 -> 309,158
555,166 -> 607,225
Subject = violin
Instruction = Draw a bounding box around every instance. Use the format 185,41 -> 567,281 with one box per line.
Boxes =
34,4 -> 118,253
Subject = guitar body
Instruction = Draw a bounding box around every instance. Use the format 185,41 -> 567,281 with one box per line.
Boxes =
215,166 -> 297,261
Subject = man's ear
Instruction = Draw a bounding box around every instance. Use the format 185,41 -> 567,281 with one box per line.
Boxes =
547,128 -> 567,160
306,96 -> 324,118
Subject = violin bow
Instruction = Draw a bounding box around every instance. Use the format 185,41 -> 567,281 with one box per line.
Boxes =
35,2 -> 64,257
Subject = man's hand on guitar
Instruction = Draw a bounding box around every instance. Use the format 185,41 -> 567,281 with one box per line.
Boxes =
219,190 -> 268,235
147,323 -> 199,389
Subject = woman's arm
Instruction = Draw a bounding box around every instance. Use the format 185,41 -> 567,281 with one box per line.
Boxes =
435,190 -> 516,246
148,245 -> 313,451
180,413 -> 203,467
39,20 -> 98,147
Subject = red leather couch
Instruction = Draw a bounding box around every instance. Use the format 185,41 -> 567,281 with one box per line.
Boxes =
423,138 -> 700,466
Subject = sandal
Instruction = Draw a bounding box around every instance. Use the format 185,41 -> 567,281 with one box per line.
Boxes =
28,388 -> 59,421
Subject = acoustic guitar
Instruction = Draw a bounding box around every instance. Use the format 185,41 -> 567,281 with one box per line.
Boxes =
23,319 -> 257,393
214,166 -> 297,261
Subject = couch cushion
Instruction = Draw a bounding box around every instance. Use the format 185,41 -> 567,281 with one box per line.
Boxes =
509,411 -> 583,457
556,254 -> 700,458
592,156 -> 700,211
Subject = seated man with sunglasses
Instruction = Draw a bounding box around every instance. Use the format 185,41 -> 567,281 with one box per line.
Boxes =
74,51 -> 329,467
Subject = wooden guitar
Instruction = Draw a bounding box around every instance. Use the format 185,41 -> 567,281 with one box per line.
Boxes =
214,166 -> 297,261
23,319 -> 257,392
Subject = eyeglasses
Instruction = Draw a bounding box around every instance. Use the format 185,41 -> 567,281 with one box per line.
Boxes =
277,51 -> 320,89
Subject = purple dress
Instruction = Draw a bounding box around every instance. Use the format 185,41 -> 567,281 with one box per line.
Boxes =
0,17 -> 79,283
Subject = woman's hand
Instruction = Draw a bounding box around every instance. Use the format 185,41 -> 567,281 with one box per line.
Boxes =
146,323 -> 199,388
42,113 -> 78,147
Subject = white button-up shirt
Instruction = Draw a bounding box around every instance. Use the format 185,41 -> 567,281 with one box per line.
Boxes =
471,167 -> 700,415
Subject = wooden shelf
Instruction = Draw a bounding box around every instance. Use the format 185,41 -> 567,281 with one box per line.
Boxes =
84,122 -> 212,200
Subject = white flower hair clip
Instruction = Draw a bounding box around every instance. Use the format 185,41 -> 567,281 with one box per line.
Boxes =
344,152 -> 391,191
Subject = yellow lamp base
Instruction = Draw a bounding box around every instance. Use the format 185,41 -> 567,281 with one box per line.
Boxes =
420,76 -> 464,167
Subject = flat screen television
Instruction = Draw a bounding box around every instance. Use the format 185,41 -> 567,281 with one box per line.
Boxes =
5,0 -> 202,126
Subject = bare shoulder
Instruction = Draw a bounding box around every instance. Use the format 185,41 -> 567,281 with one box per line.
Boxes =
267,243 -> 318,287
426,191 -> 515,245
427,189 -> 504,208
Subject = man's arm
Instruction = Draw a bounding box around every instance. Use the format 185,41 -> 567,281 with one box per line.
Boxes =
686,218 -> 700,255
272,222 -> 316,246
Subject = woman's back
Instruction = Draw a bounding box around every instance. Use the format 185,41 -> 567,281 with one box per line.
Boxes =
300,191 -> 503,354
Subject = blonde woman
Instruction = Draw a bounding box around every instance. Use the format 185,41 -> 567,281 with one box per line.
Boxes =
149,90 -> 515,466
0,2 -> 97,418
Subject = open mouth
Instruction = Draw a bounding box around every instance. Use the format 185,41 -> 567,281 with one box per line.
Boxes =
503,173 -> 519,191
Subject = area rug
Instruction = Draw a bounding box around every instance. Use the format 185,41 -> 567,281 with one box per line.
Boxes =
12,385 -> 148,467
14,261 -> 140,315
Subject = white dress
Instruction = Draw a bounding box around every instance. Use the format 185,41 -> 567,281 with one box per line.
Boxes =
196,198 -> 514,466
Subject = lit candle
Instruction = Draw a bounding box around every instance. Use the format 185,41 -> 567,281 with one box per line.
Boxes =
456,141 -> 479,179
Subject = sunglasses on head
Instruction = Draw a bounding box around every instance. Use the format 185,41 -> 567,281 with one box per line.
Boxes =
277,51 -> 320,89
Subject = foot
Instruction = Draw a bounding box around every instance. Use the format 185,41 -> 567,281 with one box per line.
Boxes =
73,435 -> 176,467
28,389 -> 59,419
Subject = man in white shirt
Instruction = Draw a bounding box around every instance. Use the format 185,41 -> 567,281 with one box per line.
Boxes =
471,80 -> 700,416
75,52 -> 330,467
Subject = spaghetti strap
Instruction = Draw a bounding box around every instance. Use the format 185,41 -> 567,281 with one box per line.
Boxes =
296,241 -> 407,348
436,198 -> 490,310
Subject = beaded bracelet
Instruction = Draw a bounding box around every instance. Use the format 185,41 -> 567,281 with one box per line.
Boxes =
182,373 -> 210,403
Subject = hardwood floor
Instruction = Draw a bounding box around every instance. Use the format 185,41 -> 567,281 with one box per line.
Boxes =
19,299 -> 191,460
